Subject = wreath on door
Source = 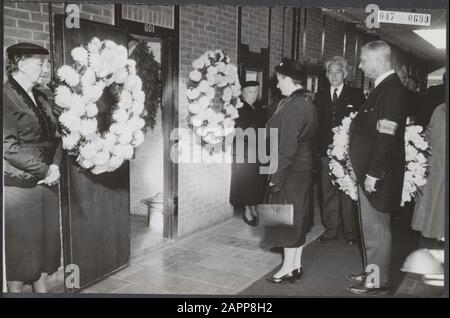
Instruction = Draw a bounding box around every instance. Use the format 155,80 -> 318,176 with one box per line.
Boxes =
54,37 -> 146,174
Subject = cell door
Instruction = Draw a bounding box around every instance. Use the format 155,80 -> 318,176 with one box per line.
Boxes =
54,16 -> 130,292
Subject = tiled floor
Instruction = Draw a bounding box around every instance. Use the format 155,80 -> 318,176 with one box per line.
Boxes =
81,214 -> 324,295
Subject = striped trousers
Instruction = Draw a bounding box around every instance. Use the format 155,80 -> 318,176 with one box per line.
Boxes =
358,186 -> 392,288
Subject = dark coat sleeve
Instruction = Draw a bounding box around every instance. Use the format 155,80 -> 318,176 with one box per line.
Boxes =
3,93 -> 50,179
366,86 -> 406,179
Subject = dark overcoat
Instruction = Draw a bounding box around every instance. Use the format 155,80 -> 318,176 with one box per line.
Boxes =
229,100 -> 267,205
349,73 -> 408,213
263,89 -> 318,247
3,76 -> 62,282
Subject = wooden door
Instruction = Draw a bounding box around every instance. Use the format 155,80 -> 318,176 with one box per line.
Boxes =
54,16 -> 130,292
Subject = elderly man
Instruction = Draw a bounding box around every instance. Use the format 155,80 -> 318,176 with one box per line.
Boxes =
314,56 -> 365,245
348,41 -> 408,295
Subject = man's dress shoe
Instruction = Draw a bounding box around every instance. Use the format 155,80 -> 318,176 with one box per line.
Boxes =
346,283 -> 390,295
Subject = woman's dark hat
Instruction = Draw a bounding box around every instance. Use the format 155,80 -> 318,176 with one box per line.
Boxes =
275,58 -> 306,81
241,80 -> 260,88
6,42 -> 49,59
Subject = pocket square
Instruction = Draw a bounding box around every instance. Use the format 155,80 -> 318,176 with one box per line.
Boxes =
346,104 -> 353,108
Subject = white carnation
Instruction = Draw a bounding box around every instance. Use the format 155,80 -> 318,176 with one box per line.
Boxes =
118,131 -> 133,145
188,102 -> 202,114
127,117 -> 145,132
186,88 -> 201,100
108,156 -> 124,171
189,70 -> 202,82
222,87 -> 232,102
114,144 -> 134,160
79,158 -> 94,169
207,66 -> 218,76
131,101 -> 145,115
112,67 -> 128,84
91,164 -> 108,175
54,86 -> 72,108
198,96 -> 211,110
81,68 -> 96,90
118,91 -> 133,109
207,87 -> 216,100
132,130 -> 145,147
62,132 -> 80,150
71,47 -> 89,66
124,75 -> 138,91
80,119 -> 98,137
132,90 -> 145,105
57,65 -> 80,87
59,111 -> 82,132
192,59 -> 203,70
198,80 -> 210,93
87,37 -> 101,53
103,133 -> 118,152
110,123 -> 129,135
191,114 -> 204,127
113,109 -> 129,124
79,143 -> 97,159
85,103 -> 98,117
93,151 -> 110,166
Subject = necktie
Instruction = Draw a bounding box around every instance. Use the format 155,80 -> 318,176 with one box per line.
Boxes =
332,88 -> 338,103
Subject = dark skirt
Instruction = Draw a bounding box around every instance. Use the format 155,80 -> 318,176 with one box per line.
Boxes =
5,184 -> 61,283
262,170 -> 313,247
229,160 -> 267,206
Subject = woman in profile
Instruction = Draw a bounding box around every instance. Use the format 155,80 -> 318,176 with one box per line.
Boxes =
230,81 -> 267,226
264,58 -> 318,283
3,43 -> 62,292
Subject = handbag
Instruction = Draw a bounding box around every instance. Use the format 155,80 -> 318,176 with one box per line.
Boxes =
256,187 -> 294,227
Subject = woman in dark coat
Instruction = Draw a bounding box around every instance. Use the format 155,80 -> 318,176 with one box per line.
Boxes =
264,59 -> 318,283
230,81 -> 267,225
3,43 -> 62,292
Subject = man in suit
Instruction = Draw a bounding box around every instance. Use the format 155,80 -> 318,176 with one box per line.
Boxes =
347,41 -> 408,295
314,56 -> 365,245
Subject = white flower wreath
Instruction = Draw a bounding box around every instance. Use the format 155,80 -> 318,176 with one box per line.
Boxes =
328,114 -> 431,206
186,49 -> 243,146
55,37 -> 146,174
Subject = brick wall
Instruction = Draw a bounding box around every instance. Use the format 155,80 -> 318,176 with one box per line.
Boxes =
177,5 -> 238,238
3,2 -> 114,81
241,6 -> 269,52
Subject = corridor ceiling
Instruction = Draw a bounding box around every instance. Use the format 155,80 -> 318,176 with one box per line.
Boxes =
322,8 -> 447,71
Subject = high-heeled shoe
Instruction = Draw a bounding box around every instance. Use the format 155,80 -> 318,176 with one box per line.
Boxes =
266,271 -> 296,284
292,268 -> 303,280
242,214 -> 257,226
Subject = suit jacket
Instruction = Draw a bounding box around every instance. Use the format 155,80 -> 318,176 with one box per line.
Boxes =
266,89 -> 318,186
3,76 -> 62,188
349,73 -> 408,213
314,85 -> 365,156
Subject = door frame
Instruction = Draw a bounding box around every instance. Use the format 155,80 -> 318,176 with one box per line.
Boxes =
114,4 -> 179,240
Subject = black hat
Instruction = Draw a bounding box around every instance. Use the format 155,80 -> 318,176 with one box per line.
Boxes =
275,58 -> 306,81
241,80 -> 259,88
6,42 -> 49,60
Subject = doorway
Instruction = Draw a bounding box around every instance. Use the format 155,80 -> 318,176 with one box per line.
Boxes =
117,9 -> 180,258
128,36 -> 166,257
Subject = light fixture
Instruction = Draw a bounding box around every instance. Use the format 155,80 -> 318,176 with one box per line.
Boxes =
413,29 -> 446,49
